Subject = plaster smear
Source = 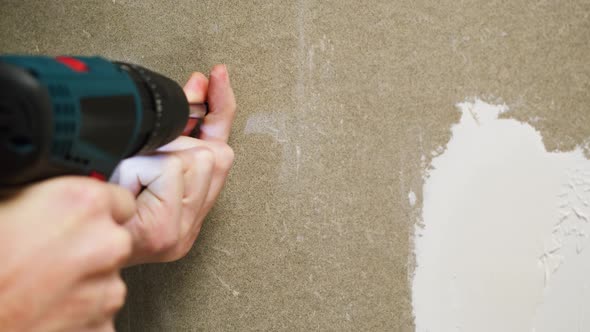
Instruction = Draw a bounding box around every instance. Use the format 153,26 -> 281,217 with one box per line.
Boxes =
413,99 -> 590,332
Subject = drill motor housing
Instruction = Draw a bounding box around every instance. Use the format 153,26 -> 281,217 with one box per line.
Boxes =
0,55 -> 189,187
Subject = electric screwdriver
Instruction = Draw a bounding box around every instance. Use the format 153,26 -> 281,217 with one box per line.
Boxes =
0,55 -> 207,188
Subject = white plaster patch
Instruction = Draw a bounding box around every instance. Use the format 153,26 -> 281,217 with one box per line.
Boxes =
413,98 -> 590,332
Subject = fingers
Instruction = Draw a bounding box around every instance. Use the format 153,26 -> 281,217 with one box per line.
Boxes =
131,155 -> 184,207
112,64 -> 235,265
183,72 -> 209,104
67,218 -> 132,276
156,136 -> 234,221
22,177 -> 134,275
197,142 -> 234,218
120,148 -> 215,264
121,155 -> 184,264
3,178 -> 132,331
44,272 -> 125,331
64,272 -> 127,331
115,155 -> 184,204
170,147 -> 215,237
29,176 -> 136,224
200,64 -> 236,142
85,273 -> 126,327
104,183 -> 136,224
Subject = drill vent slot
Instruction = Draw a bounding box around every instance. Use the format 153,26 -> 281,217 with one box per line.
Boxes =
51,140 -> 72,155
53,103 -> 76,135
64,152 -> 89,165
54,103 -> 75,116
48,84 -> 71,97
50,103 -> 89,166
51,102 -> 77,161
54,122 -> 76,134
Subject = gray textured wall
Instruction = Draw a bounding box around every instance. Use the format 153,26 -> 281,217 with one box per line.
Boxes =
1,0 -> 589,331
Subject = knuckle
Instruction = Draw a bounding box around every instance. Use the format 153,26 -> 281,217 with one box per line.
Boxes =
163,239 -> 193,263
104,277 -> 127,315
216,144 -> 235,171
166,155 -> 184,173
143,228 -> 179,256
196,147 -> 215,167
175,238 -> 197,260
159,231 -> 180,253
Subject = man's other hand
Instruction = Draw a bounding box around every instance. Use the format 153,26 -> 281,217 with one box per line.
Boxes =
0,177 -> 136,332
113,65 -> 236,265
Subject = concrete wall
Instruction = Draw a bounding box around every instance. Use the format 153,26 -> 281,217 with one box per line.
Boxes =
1,0 -> 588,330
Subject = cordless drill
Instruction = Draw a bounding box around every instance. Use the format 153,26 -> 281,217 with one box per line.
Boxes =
0,55 -> 206,188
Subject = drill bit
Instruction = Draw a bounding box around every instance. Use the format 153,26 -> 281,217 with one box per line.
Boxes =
182,103 -> 208,137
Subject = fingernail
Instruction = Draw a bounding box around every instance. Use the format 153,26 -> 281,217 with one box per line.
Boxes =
185,91 -> 200,102
185,74 -> 200,90
212,64 -> 228,80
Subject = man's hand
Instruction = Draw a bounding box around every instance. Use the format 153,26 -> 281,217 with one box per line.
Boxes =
112,65 -> 236,265
0,177 -> 136,332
